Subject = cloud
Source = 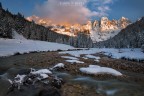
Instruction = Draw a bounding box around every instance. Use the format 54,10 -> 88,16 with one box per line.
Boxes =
34,0 -> 113,24
98,6 -> 110,12
103,0 -> 113,4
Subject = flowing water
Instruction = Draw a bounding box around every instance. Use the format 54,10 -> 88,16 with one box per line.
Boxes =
0,53 -> 144,96
54,71 -> 144,96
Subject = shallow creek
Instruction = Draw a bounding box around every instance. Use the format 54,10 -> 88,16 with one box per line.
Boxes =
0,53 -> 144,96
54,71 -> 144,96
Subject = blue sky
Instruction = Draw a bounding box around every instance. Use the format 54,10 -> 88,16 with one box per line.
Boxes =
1,0 -> 144,22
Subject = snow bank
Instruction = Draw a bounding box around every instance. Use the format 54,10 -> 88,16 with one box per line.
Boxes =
0,38 -> 74,57
80,65 -> 122,76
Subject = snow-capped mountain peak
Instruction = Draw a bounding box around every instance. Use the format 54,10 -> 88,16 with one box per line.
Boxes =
90,17 -> 131,43
26,15 -> 131,43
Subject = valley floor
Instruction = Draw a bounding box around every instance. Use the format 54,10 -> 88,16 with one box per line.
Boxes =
0,35 -> 144,96
0,51 -> 144,96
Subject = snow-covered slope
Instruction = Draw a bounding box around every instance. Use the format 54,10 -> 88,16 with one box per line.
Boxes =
0,38 -> 74,57
0,31 -> 74,57
12,29 -> 27,40
90,29 -> 120,42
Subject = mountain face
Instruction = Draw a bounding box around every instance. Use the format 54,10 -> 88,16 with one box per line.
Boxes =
27,16 -> 131,43
27,16 -> 92,36
94,17 -> 144,48
90,17 -> 131,42
26,15 -> 52,27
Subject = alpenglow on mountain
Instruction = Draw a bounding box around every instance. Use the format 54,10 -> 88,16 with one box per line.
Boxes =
27,16 -> 131,42
91,17 -> 131,42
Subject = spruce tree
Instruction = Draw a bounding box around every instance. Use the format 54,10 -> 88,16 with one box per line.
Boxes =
0,2 -> 2,9
17,12 -> 22,17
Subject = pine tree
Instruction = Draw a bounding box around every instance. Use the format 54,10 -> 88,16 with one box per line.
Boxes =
17,12 -> 23,18
0,2 -> 2,9
6,8 -> 9,12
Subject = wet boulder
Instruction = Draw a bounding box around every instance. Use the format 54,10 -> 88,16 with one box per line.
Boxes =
6,68 -> 64,96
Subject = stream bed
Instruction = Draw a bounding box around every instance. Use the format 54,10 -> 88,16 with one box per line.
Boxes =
0,52 -> 144,96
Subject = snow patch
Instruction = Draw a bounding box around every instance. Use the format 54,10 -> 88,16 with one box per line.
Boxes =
66,60 -> 84,64
12,30 -> 26,40
106,89 -> 118,96
30,69 -> 52,75
14,74 -> 26,84
85,54 -> 100,62
51,63 -> 64,69
39,74 -> 49,79
61,55 -> 84,64
85,55 -> 100,59
61,56 -> 78,60
80,65 -> 122,76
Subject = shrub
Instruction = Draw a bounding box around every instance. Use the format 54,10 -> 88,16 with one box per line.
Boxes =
14,52 -> 21,55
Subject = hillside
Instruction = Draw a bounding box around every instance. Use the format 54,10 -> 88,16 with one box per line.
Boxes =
0,6 -> 70,43
0,5 -> 93,48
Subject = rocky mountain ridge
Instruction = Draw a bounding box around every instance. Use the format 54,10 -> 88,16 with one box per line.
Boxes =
27,15 -> 131,42
90,16 -> 131,42
94,17 -> 144,48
